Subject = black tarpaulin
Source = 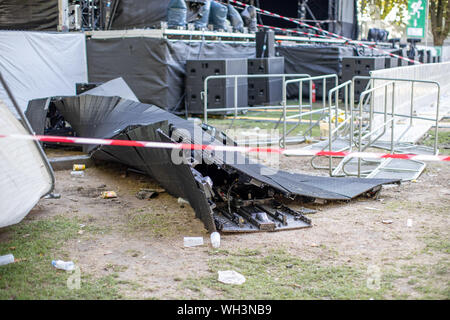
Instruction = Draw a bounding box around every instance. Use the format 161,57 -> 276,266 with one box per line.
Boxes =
50,93 -> 397,203
24,79 -> 399,231
86,37 -> 255,111
278,45 -> 354,78
93,121 -> 217,232
0,0 -> 58,31
110,0 -> 170,29
258,0 -> 358,40
51,95 -> 219,231
25,98 -> 50,135
277,45 -> 354,98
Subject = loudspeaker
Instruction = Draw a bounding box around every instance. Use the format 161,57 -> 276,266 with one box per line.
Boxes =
391,48 -> 408,66
341,56 -> 385,82
426,50 -> 432,63
185,58 -> 248,114
185,83 -> 248,114
256,30 -> 275,58
186,59 -> 248,87
247,57 -> 284,106
341,56 -> 385,101
385,57 -> 398,69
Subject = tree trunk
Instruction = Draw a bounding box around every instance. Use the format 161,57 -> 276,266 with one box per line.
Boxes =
429,0 -> 450,46
433,33 -> 447,46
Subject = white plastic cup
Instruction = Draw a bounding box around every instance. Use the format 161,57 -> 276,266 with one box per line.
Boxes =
210,232 -> 220,249
184,237 -> 204,247
407,219 -> 413,227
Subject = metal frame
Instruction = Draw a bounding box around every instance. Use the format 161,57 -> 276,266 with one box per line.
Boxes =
307,80 -> 353,175
330,76 -> 440,179
203,73 -> 341,147
353,76 -> 441,156
202,73 -> 311,145
203,73 -> 311,120
290,74 -> 442,180
352,80 -> 396,177
280,74 -> 339,148
87,28 -> 393,46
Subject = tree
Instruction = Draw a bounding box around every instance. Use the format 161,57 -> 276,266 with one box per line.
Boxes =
360,0 -> 450,45
429,0 -> 450,46
359,0 -> 409,25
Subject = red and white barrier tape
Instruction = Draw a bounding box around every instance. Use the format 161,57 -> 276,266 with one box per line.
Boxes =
258,24 -> 329,40
1,133 -> 448,162
227,0 -> 420,65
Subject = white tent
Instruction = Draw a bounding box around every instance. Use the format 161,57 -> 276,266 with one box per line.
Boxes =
0,100 -> 53,228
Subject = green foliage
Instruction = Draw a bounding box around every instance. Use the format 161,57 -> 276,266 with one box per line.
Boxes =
360,0 -> 450,45
360,0 -> 409,25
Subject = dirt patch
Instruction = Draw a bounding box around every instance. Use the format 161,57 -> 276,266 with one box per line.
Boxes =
18,148 -> 450,299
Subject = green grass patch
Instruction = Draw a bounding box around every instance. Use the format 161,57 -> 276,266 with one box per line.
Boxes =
421,129 -> 450,155
181,248 -> 390,300
421,234 -> 450,255
125,205 -> 200,238
203,99 -> 328,139
399,260 -> 450,299
0,217 -> 123,299
207,119 -> 321,139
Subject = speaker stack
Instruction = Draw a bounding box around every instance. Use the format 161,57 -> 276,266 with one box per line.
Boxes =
341,56 -> 386,97
248,57 -> 284,106
185,58 -> 248,114
248,30 -> 284,106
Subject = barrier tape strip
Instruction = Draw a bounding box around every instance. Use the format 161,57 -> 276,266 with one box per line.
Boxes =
1,133 -> 448,162
227,0 -> 421,65
258,24 -> 330,40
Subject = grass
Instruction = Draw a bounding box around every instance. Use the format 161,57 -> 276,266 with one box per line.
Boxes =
207,119 -> 321,141
181,247 -> 450,300
421,234 -> 450,255
398,260 -> 450,299
387,230 -> 450,300
204,99 -> 327,139
0,216 -> 124,299
180,229 -> 450,300
421,128 -> 450,155
124,204 -> 202,238
181,248 -> 392,300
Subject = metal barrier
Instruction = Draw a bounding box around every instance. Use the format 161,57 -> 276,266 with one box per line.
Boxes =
353,76 -> 441,156
371,62 -> 450,151
351,80 -> 396,177
203,73 -> 340,147
309,80 -> 353,176
203,73 -> 311,125
329,77 -> 440,178
298,75 -> 442,179
280,74 -> 339,148
203,73 -> 312,146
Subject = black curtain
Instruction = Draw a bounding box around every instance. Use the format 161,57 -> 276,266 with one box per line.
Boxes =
257,0 -> 358,39
0,0 -> 58,30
